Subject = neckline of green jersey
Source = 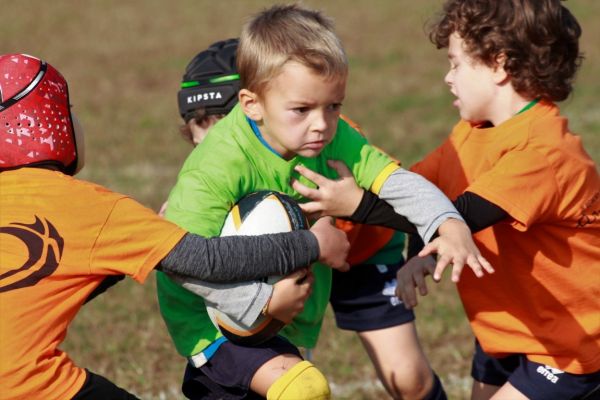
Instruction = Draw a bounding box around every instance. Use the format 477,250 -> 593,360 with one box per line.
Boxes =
246,116 -> 283,158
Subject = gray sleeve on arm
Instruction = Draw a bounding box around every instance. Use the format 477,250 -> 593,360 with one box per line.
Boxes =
159,230 -> 318,282
168,275 -> 271,327
378,168 -> 464,243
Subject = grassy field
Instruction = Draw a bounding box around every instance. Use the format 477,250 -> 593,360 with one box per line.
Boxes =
4,1 -> 599,399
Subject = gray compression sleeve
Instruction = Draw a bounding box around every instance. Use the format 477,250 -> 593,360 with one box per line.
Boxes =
379,168 -> 464,243
168,274 -> 272,326
159,230 -> 318,282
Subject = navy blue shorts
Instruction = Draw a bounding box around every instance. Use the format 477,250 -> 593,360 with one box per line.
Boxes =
329,259 -> 414,332
72,369 -> 140,399
471,340 -> 600,400
182,336 -> 301,399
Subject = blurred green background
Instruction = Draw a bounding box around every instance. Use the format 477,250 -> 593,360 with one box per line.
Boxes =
4,1 -> 598,398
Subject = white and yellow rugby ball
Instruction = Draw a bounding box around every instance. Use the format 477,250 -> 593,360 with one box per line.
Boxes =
207,190 -> 308,346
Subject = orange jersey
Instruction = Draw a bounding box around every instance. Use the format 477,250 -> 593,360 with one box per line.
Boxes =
334,219 -> 395,265
0,168 -> 186,400
338,115 -> 398,264
411,102 -> 600,374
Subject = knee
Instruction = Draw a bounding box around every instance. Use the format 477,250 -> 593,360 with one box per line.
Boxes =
390,372 -> 447,400
388,369 -> 434,400
267,360 -> 330,400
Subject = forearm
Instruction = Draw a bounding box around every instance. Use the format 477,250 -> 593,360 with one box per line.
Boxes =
378,168 -> 463,243
453,191 -> 508,232
353,188 -> 508,251
168,274 -> 271,326
353,190 -> 507,235
159,230 -> 318,282
348,190 -> 418,234
406,191 -> 507,257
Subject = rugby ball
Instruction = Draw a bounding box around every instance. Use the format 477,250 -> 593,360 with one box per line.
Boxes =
207,190 -> 309,346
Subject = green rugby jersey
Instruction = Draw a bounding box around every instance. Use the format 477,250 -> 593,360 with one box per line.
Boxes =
157,104 -> 398,358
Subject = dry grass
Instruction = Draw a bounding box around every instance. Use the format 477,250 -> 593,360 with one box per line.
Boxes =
4,1 -> 599,399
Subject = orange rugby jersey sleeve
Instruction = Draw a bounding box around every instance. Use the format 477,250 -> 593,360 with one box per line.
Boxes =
90,197 -> 186,283
410,142 -> 447,186
466,149 -> 559,230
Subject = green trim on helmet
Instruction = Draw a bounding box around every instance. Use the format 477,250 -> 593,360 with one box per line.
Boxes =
180,73 -> 240,89
181,80 -> 200,88
209,74 -> 240,84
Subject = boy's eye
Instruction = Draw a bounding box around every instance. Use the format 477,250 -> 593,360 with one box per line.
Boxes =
293,107 -> 309,114
329,103 -> 342,112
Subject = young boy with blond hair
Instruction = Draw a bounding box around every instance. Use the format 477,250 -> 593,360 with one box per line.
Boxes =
158,4 -> 492,399
293,1 -> 600,399
168,38 -> 452,399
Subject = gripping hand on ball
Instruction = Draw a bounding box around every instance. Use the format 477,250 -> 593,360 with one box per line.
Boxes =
267,269 -> 314,324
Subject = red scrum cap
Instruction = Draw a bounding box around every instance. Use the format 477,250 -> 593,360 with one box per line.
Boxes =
0,54 -> 77,174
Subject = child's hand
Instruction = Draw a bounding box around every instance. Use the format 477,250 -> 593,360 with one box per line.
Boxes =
419,219 -> 494,282
292,160 -> 364,219
158,200 -> 168,217
395,255 -> 437,309
266,269 -> 313,324
309,217 -> 350,272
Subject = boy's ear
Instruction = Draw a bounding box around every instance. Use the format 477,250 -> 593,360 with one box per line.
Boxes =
493,53 -> 509,84
238,89 -> 262,121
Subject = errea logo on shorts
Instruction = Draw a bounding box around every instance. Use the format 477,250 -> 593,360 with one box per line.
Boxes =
536,365 -> 564,384
382,279 -> 401,306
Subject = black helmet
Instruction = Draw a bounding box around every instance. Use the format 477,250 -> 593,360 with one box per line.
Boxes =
177,38 -> 240,122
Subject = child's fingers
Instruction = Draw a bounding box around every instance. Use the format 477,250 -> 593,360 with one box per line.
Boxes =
478,255 -> 495,274
298,275 -> 314,298
293,268 -> 310,283
402,288 -> 417,309
466,254 -> 484,278
451,262 -> 464,282
414,269 -> 429,296
396,277 -> 417,309
433,255 -> 451,281
465,253 -> 494,278
327,159 -> 353,178
291,178 -> 320,200
417,241 -> 436,258
158,201 -> 168,218
302,269 -> 315,286
298,201 -> 322,216
336,261 -> 350,272
424,260 -> 437,276
294,164 -> 327,186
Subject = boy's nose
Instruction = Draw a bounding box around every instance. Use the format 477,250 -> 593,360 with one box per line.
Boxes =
311,111 -> 328,132
444,70 -> 453,86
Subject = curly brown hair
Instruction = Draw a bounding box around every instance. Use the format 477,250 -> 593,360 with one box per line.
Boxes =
429,0 -> 583,102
